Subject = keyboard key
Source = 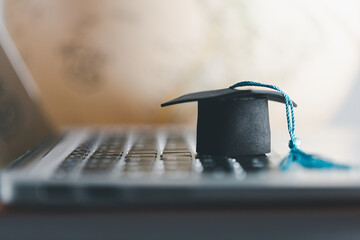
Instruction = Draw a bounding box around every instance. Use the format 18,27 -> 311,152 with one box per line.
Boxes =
235,155 -> 269,171
125,157 -> 155,162
162,152 -> 192,158
126,153 -> 157,158
128,149 -> 157,154
197,156 -> 232,173
125,161 -> 154,167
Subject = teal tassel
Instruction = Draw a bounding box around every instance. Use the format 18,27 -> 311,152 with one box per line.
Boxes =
280,145 -> 350,171
230,81 -> 351,170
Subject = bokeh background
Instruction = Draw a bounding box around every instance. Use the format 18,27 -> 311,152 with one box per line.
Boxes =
2,0 -> 360,133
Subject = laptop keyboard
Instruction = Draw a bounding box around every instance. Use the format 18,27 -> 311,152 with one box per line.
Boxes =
53,131 -> 269,179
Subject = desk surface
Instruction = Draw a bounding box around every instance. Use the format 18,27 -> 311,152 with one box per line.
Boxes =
1,203 -> 360,240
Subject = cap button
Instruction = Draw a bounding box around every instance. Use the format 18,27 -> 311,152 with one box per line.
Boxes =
289,138 -> 301,149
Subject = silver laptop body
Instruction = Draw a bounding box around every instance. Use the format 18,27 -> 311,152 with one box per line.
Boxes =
1,21 -> 360,207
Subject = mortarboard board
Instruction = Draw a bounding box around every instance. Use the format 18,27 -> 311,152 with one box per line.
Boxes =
161,87 -> 297,157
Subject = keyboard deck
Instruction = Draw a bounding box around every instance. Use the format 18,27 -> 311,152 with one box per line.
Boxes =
53,131 -> 270,179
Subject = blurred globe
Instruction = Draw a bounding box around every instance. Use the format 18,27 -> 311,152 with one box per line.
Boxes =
3,0 -> 360,130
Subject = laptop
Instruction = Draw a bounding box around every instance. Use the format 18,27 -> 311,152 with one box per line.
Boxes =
1,21 -> 360,207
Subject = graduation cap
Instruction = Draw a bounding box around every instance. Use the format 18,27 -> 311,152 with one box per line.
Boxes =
161,86 -> 297,157
161,81 -> 350,170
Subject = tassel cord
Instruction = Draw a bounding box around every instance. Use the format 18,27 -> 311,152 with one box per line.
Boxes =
230,81 -> 299,148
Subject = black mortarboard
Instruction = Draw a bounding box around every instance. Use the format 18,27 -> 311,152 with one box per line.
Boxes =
161,88 -> 297,157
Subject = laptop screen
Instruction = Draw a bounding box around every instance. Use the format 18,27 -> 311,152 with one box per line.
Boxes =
0,23 -> 53,168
